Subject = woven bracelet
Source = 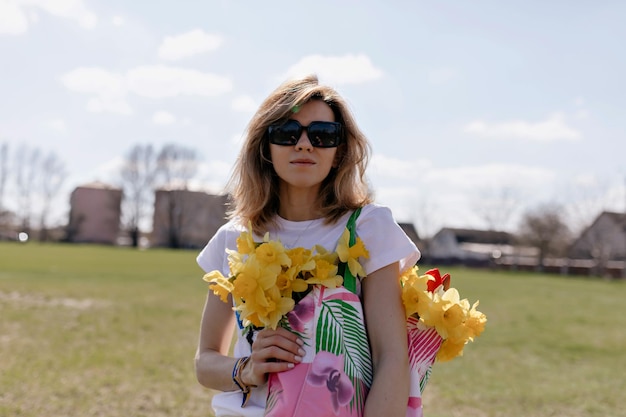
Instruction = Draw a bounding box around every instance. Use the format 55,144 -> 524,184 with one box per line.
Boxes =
232,356 -> 255,407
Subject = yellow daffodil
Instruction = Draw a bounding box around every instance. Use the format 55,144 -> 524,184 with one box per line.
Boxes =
236,224 -> 256,255
255,241 -> 291,275
399,267 -> 487,361
446,321 -> 474,345
286,247 -> 316,273
306,259 -> 343,288
203,270 -> 234,303
436,338 -> 467,362
466,301 -> 487,340
234,298 -> 264,328
313,245 -> 339,265
244,286 -> 295,330
267,290 -> 296,329
427,289 -> 467,340
336,228 -> 369,277
402,284 -> 434,319
232,255 -> 276,301
400,267 -> 435,318
276,267 -> 308,298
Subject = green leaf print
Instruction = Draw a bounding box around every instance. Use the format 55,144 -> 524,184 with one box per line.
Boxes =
316,298 -> 373,413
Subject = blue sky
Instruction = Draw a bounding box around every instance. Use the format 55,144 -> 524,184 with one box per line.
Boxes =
1,0 -> 624,236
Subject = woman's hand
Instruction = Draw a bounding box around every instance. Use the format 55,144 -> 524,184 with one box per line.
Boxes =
241,327 -> 305,387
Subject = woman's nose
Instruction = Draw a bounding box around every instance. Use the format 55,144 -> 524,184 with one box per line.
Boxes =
295,130 -> 313,151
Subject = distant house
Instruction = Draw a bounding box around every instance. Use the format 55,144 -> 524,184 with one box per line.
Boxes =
151,189 -> 228,249
67,182 -> 122,244
568,211 -> 626,261
427,227 -> 526,266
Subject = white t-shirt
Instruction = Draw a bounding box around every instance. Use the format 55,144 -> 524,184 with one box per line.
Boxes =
196,203 -> 420,416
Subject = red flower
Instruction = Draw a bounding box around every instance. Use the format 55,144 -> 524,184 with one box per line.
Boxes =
425,268 -> 451,293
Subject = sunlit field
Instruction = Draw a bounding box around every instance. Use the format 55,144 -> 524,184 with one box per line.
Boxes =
1,242 -> 624,417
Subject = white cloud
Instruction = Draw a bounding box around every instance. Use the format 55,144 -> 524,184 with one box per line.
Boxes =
60,67 -> 132,114
126,66 -> 232,98
158,29 -> 223,61
423,163 -> 555,190
370,154 -> 432,181
283,54 -> 384,85
1,0 -> 97,34
370,157 -> 555,200
112,15 -> 124,26
152,110 -> 176,125
61,65 -> 232,114
61,67 -> 126,96
0,1 -> 29,35
464,113 -> 582,141
27,0 -> 97,28
368,160 -> 558,231
231,95 -> 257,113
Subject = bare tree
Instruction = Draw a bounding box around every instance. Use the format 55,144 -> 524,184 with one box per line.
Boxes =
120,144 -> 159,247
14,145 -> 40,235
38,151 -> 67,241
156,144 -> 199,248
565,177 -> 620,235
0,142 -> 8,212
0,142 -> 11,236
518,204 -> 571,271
473,186 -> 522,231
157,144 -> 198,188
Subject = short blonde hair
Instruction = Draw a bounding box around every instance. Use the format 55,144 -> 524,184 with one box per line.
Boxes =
227,74 -> 373,233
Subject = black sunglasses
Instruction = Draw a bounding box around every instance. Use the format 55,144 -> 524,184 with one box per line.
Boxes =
267,120 -> 343,148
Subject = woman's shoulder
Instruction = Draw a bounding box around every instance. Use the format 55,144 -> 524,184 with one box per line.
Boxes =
358,203 -> 395,222
197,217 -> 246,273
352,203 -> 401,238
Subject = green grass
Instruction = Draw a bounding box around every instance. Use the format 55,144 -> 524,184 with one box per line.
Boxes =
1,242 -> 625,417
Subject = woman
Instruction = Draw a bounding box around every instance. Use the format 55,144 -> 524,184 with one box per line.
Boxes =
195,74 -> 420,417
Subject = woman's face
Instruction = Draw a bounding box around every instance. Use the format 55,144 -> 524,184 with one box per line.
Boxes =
269,100 -> 339,194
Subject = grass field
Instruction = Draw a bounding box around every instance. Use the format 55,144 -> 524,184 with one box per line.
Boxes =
1,242 -> 625,417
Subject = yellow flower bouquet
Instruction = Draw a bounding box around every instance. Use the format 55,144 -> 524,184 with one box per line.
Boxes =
400,267 -> 487,362
203,225 -> 369,332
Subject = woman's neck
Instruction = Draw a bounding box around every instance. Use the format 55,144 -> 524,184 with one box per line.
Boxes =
277,186 -> 322,221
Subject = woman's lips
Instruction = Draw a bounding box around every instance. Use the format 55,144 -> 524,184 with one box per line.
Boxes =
291,159 -> 315,165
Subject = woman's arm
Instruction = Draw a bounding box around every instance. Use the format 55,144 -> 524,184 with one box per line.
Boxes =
195,292 -> 239,391
195,292 -> 305,391
362,261 -> 409,417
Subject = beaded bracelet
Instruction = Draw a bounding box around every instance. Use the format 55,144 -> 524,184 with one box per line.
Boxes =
232,356 -> 255,407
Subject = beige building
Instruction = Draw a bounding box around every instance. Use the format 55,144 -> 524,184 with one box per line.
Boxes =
67,182 -> 122,244
569,211 -> 626,261
151,189 -> 228,249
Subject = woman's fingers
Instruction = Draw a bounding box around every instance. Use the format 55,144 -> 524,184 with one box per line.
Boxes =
254,328 -> 305,361
243,328 -> 305,385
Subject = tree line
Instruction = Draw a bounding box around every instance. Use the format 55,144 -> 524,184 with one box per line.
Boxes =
119,143 -> 199,248
0,141 -> 619,268
0,142 -> 66,241
0,141 -> 200,247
